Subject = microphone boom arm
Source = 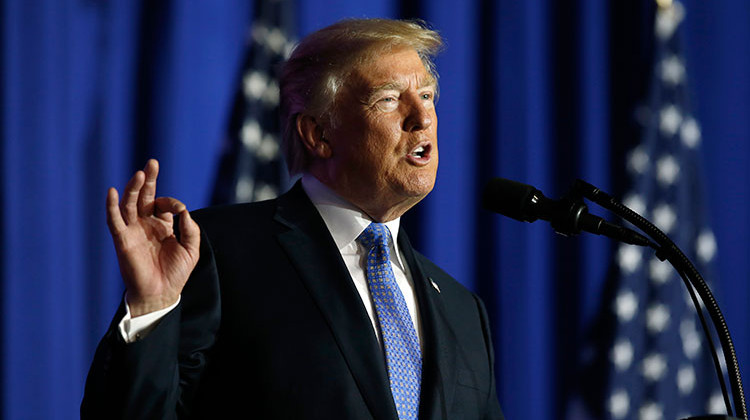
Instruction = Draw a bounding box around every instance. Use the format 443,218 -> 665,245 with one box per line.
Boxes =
481,177 -> 746,418
573,179 -> 747,419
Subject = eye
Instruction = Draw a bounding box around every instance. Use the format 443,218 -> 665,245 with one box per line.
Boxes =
420,90 -> 436,102
374,96 -> 399,111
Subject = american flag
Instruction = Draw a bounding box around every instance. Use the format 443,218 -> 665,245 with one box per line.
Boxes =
588,1 -> 725,419
212,0 -> 296,204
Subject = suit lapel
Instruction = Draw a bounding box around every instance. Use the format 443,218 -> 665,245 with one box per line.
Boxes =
273,183 -> 398,420
398,231 -> 459,420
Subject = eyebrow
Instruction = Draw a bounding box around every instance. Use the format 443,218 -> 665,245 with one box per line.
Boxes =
362,75 -> 437,104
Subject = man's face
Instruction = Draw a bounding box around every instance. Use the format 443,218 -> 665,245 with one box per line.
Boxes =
322,47 -> 438,220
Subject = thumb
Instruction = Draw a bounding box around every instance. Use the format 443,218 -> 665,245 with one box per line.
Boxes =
179,210 -> 201,260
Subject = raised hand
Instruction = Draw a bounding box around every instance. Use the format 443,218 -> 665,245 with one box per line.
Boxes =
106,159 -> 201,317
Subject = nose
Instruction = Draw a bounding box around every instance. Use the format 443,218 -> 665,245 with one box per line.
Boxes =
403,100 -> 433,132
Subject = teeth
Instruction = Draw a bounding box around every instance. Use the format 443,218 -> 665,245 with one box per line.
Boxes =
412,146 -> 425,155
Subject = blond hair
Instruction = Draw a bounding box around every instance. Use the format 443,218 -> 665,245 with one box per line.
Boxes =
279,18 -> 443,175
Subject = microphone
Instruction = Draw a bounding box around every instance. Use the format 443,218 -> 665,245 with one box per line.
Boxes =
482,178 -> 653,247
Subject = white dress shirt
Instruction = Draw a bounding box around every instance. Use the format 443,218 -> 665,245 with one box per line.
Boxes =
119,174 -> 423,347
301,174 -> 422,347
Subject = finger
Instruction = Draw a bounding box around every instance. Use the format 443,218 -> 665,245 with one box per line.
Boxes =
153,196 -> 187,215
179,210 -> 201,259
137,159 -> 159,217
106,187 -> 127,234
153,196 -> 187,222
120,170 -> 145,224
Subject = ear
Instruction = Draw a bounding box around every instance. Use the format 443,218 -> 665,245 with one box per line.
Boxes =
296,114 -> 331,159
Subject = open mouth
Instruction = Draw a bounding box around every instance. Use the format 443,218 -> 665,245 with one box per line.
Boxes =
407,143 -> 432,164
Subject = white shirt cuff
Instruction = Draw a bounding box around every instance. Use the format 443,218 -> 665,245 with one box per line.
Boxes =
118,296 -> 181,343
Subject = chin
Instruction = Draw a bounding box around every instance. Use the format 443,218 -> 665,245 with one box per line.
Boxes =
400,175 -> 436,199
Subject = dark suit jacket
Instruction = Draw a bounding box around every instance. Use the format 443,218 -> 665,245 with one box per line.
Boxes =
82,183 -> 503,419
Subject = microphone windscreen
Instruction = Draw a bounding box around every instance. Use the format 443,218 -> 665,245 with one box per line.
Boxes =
481,178 -> 537,222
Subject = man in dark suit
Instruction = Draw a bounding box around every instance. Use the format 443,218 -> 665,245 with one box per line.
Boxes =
82,18 -> 504,419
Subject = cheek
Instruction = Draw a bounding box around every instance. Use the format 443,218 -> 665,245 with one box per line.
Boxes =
364,118 -> 402,151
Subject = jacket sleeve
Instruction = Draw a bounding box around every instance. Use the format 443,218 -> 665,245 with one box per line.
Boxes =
475,295 -> 505,420
81,228 -> 221,420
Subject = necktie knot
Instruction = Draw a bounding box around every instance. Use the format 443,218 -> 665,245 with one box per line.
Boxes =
358,223 -> 391,258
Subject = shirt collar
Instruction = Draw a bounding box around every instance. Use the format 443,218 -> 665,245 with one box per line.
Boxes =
301,174 -> 403,262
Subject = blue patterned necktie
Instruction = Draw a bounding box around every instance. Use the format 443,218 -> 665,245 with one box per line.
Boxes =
358,223 -> 422,420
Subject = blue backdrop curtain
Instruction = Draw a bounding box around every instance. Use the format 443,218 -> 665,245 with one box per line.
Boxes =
2,0 -> 750,419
